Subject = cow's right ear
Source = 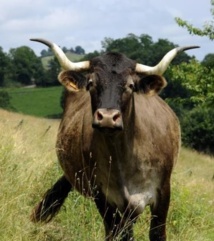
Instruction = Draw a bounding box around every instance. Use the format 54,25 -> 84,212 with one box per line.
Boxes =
58,70 -> 87,92
136,74 -> 167,95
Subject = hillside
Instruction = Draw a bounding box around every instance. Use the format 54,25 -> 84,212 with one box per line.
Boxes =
0,109 -> 213,241
41,52 -> 84,69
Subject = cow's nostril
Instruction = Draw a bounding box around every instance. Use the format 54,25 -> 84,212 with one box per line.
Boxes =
97,111 -> 103,121
113,112 -> 121,122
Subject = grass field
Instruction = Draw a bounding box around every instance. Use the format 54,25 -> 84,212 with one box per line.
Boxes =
6,86 -> 63,118
0,109 -> 213,241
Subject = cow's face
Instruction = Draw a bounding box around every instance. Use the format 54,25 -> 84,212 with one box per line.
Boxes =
86,69 -> 134,131
58,53 -> 166,131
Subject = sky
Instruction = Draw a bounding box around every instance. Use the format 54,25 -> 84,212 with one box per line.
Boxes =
0,0 -> 212,61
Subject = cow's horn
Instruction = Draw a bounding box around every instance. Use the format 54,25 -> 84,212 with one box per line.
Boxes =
30,38 -> 90,71
135,46 -> 200,75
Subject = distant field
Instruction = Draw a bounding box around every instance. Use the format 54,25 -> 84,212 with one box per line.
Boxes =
41,52 -> 84,69
7,86 -> 63,118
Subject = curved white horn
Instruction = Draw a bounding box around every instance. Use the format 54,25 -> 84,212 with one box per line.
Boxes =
30,38 -> 90,71
135,46 -> 200,75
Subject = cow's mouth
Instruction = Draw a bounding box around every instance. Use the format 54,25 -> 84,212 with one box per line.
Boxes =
92,125 -> 123,135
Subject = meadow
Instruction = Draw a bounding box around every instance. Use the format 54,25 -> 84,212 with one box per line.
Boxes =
0,109 -> 213,241
7,86 -> 63,118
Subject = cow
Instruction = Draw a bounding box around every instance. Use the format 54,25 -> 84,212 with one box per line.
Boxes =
30,38 -> 198,241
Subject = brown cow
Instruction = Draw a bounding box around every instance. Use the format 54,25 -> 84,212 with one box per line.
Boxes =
30,38 -> 198,241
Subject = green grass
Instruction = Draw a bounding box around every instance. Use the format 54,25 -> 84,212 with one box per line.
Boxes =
7,86 -> 63,117
0,109 -> 213,241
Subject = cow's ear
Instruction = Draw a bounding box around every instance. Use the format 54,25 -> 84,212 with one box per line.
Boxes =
58,70 -> 87,92
137,75 -> 167,95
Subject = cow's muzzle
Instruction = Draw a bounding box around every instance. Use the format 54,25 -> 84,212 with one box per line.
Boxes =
92,108 -> 123,131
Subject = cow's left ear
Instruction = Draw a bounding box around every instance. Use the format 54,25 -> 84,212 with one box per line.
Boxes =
58,70 -> 87,92
137,75 -> 167,95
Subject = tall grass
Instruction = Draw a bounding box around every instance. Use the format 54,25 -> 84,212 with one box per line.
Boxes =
0,109 -> 213,240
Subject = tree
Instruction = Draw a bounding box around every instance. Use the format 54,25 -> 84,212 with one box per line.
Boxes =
75,46 -> 85,55
181,107 -> 214,154
101,34 -> 143,61
62,47 -> 68,53
163,58 -> 214,153
9,46 -> 44,86
174,1 -> 214,153
202,53 -> 214,68
83,50 -> 100,60
44,57 -> 61,86
0,47 -> 11,86
70,47 -> 75,53
101,34 -> 193,65
40,48 -> 53,57
175,0 -> 214,40
165,59 -> 214,108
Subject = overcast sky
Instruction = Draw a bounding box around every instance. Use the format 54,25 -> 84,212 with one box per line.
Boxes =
0,0 -> 212,61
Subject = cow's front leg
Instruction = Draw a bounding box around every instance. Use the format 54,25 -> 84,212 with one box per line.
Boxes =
149,181 -> 171,241
94,190 -> 134,241
30,175 -> 72,222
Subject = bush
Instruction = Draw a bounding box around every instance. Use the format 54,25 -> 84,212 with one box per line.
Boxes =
181,106 -> 214,154
0,91 -> 15,110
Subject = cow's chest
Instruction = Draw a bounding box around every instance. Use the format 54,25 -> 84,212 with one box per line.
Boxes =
93,148 -> 160,216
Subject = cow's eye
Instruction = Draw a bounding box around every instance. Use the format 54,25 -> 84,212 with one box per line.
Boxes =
129,83 -> 135,90
86,79 -> 93,90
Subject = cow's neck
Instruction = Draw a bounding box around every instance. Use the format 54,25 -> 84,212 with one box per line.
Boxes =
93,98 -> 137,209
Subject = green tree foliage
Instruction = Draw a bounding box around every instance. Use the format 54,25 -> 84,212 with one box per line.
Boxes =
40,48 -> 53,57
9,46 -> 45,86
102,33 -> 145,62
75,46 -> 85,55
175,0 -> 214,40
201,53 -> 214,68
40,45 -> 85,57
85,33 -> 193,65
167,60 -> 214,107
181,107 -> 214,153
62,47 -> 68,53
174,0 -> 214,154
35,57 -> 61,87
82,50 -> 100,60
166,60 -> 214,154
45,57 -> 61,86
0,47 -> 11,86
102,33 -> 161,63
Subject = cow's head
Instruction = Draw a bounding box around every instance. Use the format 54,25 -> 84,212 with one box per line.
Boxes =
31,38 -> 198,131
